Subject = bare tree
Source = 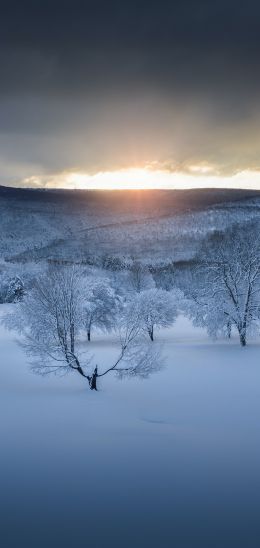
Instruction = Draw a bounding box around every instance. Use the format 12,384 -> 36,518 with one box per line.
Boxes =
4,266 -> 162,390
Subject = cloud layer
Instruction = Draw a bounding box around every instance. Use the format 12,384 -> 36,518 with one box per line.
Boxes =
1,1 -> 260,186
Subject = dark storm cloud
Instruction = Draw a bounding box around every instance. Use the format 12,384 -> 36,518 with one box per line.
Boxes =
1,0 -> 260,93
1,0 -> 260,183
1,1 -> 260,53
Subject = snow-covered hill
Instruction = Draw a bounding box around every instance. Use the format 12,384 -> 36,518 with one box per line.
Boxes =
0,186 -> 259,265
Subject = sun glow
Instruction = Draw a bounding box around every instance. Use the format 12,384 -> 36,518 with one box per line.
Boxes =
22,167 -> 260,190
65,168 -> 172,190
61,167 -> 260,190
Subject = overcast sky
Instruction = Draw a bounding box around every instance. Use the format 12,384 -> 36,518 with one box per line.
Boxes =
1,0 -> 260,188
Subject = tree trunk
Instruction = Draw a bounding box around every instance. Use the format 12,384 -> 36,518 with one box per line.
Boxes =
70,322 -> 75,353
239,331 -> 247,347
227,320 -> 231,339
149,326 -> 154,341
88,366 -> 98,390
89,374 -> 97,390
87,328 -> 91,342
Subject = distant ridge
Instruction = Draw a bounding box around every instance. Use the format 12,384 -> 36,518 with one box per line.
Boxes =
1,185 -> 260,265
0,185 -> 259,215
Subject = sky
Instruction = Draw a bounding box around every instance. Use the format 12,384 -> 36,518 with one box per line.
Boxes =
1,0 -> 260,190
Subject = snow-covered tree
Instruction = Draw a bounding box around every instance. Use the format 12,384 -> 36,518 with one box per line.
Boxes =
6,276 -> 25,302
0,272 -> 25,303
0,271 -> 9,303
4,266 -> 86,373
84,278 -> 120,341
127,260 -> 155,293
127,288 -> 180,341
4,266 -> 162,391
184,224 -> 260,346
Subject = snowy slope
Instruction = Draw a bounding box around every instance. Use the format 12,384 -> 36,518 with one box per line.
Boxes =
0,187 -> 260,264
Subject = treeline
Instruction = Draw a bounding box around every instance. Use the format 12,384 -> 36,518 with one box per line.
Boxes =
3,220 -> 260,363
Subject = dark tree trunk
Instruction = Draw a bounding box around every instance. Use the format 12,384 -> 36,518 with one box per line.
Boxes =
90,374 -> 97,390
70,322 -> 75,353
148,326 -> 154,341
227,321 -> 231,339
88,366 -> 98,390
239,332 -> 246,347
87,320 -> 92,341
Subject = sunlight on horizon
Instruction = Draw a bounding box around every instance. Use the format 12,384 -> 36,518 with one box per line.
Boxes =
22,167 -> 260,190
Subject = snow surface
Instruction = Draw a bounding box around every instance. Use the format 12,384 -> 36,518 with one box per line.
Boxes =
1,307 -> 260,547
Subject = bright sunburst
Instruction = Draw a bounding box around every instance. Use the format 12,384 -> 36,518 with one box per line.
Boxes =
22,167 -> 260,190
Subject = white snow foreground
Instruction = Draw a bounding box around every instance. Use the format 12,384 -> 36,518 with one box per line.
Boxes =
1,309 -> 260,547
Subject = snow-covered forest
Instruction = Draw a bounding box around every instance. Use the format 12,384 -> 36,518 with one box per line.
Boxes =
2,188 -> 260,351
